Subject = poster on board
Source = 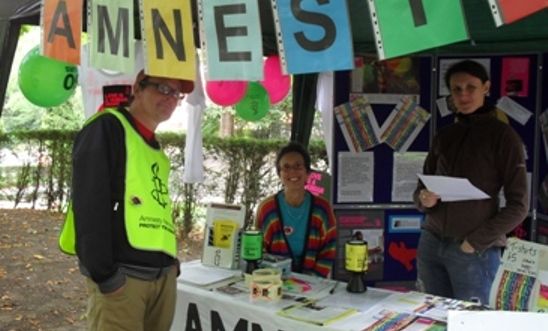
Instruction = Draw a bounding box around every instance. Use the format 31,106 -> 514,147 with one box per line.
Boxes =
334,209 -> 385,282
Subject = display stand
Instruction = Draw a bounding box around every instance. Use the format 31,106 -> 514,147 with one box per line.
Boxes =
201,203 -> 246,269
332,53 -> 547,286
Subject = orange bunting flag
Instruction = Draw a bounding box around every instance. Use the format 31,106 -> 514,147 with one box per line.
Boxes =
488,0 -> 548,26
41,0 -> 83,64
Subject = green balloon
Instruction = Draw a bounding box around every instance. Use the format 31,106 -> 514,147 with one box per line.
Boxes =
235,82 -> 269,122
18,46 -> 78,107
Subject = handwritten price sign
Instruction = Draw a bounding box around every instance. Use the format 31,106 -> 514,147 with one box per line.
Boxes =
502,238 -> 545,277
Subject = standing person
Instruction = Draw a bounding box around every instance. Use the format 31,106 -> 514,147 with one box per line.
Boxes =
59,70 -> 194,331
413,60 -> 528,304
256,142 -> 337,278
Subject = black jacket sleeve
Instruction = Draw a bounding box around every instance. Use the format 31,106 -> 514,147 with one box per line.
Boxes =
72,114 -> 125,292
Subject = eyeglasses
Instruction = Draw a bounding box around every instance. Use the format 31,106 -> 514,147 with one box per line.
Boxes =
140,80 -> 186,100
280,163 -> 305,172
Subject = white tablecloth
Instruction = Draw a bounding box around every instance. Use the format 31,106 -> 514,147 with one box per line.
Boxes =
171,263 -> 395,331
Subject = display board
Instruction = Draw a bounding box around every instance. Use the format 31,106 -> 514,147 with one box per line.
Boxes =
537,53 -> 548,244
332,53 -> 547,285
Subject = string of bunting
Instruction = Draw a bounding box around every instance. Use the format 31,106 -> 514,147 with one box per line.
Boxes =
40,0 -> 541,75
23,0 -> 545,109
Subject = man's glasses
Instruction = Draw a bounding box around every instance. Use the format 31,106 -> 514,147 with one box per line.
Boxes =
140,80 -> 185,100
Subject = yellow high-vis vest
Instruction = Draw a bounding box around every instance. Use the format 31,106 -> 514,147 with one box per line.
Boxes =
59,109 -> 176,257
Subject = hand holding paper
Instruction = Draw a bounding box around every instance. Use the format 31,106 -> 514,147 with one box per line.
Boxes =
419,188 -> 440,208
417,174 -> 490,202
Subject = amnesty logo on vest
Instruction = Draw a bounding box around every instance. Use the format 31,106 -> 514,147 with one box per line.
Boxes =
150,162 -> 169,208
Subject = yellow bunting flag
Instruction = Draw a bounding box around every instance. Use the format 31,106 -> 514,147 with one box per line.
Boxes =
41,0 -> 82,64
140,0 -> 195,81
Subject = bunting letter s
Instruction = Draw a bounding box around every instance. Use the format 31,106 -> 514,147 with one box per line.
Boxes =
290,0 -> 335,52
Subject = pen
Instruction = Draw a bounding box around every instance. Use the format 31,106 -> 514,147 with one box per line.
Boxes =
329,281 -> 339,294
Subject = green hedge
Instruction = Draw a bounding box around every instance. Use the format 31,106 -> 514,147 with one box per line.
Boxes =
0,130 -> 327,237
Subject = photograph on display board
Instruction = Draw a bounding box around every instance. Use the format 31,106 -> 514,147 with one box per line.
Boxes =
334,210 -> 385,282
350,55 -> 421,104
500,57 -> 530,97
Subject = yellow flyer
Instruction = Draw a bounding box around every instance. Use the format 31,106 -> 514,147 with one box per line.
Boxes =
213,220 -> 237,249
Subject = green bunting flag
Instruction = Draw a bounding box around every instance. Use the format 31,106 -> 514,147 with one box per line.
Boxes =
367,0 -> 469,60
90,0 -> 136,73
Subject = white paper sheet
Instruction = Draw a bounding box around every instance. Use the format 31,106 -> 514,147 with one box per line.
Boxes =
436,97 -> 452,117
417,174 -> 490,201
447,311 -> 548,331
392,152 -> 427,202
337,152 -> 374,202
178,260 -> 241,286
496,96 -> 533,125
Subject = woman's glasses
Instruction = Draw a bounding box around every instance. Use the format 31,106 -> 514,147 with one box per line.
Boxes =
280,163 -> 305,172
140,80 -> 186,100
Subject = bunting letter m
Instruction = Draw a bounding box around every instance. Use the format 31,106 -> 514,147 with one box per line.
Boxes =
97,6 -> 130,57
89,0 -> 135,73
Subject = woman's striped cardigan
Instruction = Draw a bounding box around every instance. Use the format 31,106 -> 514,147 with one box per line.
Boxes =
255,191 -> 337,278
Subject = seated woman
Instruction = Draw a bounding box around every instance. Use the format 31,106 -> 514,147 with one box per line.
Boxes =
255,142 -> 337,278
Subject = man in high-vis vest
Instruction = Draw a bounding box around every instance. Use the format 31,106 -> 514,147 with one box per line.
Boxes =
59,69 -> 194,331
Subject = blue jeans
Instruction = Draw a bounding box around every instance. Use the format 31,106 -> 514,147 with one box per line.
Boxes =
416,229 -> 501,304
